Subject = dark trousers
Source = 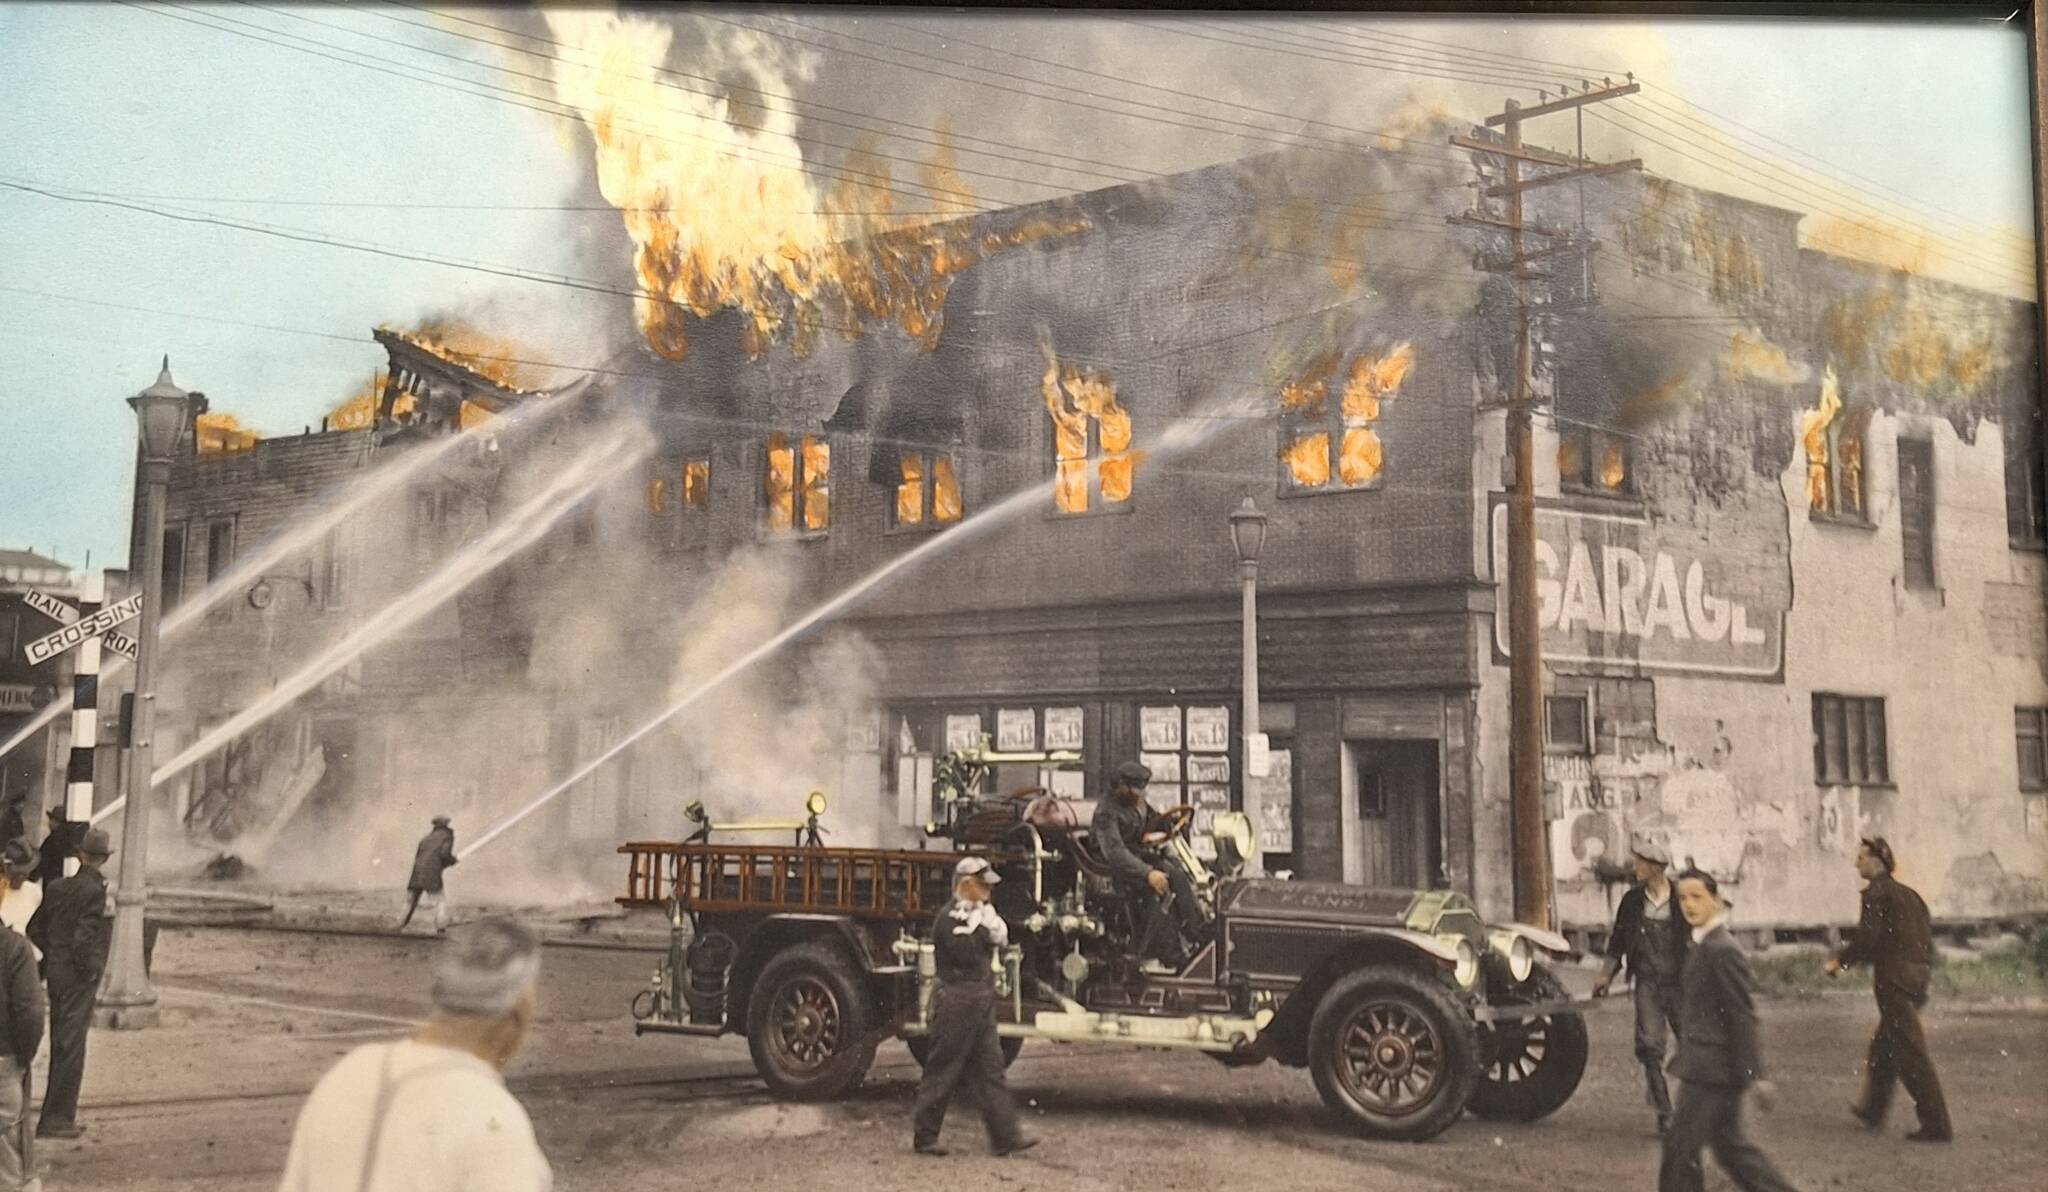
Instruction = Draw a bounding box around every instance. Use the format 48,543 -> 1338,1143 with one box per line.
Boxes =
1120,861 -> 1203,966
1659,1080 -> 1797,1192
1857,982 -> 1951,1135
1633,980 -> 1683,1117
911,985 -> 1022,1151
40,969 -> 96,1131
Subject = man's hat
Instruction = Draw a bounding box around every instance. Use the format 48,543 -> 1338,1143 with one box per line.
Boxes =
1630,835 -> 1671,867
1859,836 -> 1896,873
1115,761 -> 1153,788
0,838 -> 34,874
432,815 -> 452,828
77,828 -> 114,858
954,856 -> 1001,884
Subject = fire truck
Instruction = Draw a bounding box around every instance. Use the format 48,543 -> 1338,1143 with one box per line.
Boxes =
619,749 -> 1589,1142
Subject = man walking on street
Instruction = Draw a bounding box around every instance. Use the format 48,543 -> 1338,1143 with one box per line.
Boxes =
0,840 -> 45,1192
1659,869 -> 1797,1192
1594,836 -> 1690,1135
278,917 -> 552,1191
25,828 -> 112,1141
910,856 -> 1037,1159
1826,836 -> 1952,1142
400,816 -> 458,934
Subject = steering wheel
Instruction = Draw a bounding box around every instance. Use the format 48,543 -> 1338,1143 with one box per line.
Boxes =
1142,805 -> 1196,846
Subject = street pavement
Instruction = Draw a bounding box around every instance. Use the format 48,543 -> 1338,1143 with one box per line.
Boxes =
30,926 -> 2048,1191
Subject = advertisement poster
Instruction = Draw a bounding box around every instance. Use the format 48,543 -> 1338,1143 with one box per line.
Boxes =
1188,784 -> 1232,859
996,708 -> 1038,751
1252,748 -> 1293,854
1139,706 -> 1182,752
1043,707 -> 1085,751
1187,755 -> 1230,785
945,714 -> 984,753
1139,752 -> 1182,783
1186,706 -> 1230,752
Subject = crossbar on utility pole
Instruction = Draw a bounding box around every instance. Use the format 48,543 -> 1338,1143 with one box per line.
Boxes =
1455,86 -> 1639,932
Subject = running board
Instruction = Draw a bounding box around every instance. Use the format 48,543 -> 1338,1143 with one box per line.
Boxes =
635,1020 -> 726,1037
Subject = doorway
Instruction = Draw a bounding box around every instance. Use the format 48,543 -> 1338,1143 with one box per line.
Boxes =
1340,739 -> 1442,888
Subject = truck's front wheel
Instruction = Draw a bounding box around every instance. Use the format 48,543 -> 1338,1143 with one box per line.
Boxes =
747,942 -> 878,1101
1468,966 -> 1588,1122
1307,966 -> 1479,1142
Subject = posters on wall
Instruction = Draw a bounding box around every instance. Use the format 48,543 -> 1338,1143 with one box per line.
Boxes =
1186,706 -> 1230,753
1044,707 -> 1084,751
1187,755 -> 1230,785
1139,706 -> 1182,752
945,714 -> 984,753
1252,748 -> 1293,854
1188,784 -> 1232,859
1139,752 -> 1183,783
996,708 -> 1038,751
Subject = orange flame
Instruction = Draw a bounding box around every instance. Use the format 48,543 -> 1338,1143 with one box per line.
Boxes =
1041,341 -> 1130,512
931,455 -> 962,524
1599,441 -> 1627,491
1282,342 -> 1411,489
1798,365 -> 1843,511
682,459 -> 710,510
896,454 -> 924,525
195,412 -> 258,455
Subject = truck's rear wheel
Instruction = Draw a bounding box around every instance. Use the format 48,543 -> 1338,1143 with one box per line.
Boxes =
1468,966 -> 1588,1122
1307,965 -> 1479,1142
907,1033 -> 1023,1069
747,942 -> 878,1101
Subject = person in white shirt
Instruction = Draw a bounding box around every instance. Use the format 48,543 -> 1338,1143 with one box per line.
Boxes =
278,917 -> 552,1192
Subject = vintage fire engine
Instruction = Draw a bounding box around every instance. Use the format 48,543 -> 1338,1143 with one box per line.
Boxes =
620,749 -> 1589,1142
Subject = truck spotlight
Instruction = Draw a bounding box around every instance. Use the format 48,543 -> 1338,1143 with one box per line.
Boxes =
1489,930 -> 1535,983
805,791 -> 828,817
1438,934 -> 1480,988
1209,812 -> 1255,875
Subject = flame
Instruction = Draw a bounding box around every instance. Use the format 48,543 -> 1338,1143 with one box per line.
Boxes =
1616,376 -> 1689,427
326,321 -> 536,431
543,12 -> 1085,361
801,436 -> 830,530
764,432 -> 797,531
682,459 -> 709,509
646,473 -> 672,516
1282,342 -> 1411,489
1807,216 -> 1932,277
1338,429 -> 1383,486
932,456 -> 962,524
1282,433 -> 1331,488
1725,330 -> 1810,385
1557,436 -> 1583,483
896,454 -> 924,525
1600,441 -> 1627,490
1041,340 -> 1130,512
195,412 -> 258,455
1798,365 -> 1843,511
1280,354 -> 1338,416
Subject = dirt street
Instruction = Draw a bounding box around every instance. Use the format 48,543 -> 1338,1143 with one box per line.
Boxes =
31,928 -> 2048,1191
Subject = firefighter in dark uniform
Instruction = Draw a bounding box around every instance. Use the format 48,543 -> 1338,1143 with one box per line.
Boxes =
1090,761 -> 1205,971
1593,836 -> 1691,1134
27,826 -> 113,1140
1826,836 -> 1952,1142
910,856 -> 1037,1158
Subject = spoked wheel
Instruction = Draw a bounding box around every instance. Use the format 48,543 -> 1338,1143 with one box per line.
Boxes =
747,943 -> 877,1101
1309,965 -> 1479,1142
1468,966 -> 1589,1122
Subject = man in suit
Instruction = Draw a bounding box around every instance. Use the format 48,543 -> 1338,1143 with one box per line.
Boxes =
1826,836 -> 1951,1142
1593,835 -> 1690,1134
0,838 -> 45,1191
1659,868 -> 1797,1192
27,810 -> 77,887
25,827 -> 112,1141
399,816 -> 458,934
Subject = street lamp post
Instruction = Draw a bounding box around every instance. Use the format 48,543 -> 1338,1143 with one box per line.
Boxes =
1228,498 -> 1268,875
98,357 -> 203,1029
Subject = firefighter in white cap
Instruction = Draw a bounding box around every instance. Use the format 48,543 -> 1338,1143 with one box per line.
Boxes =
909,856 -> 1037,1158
1593,833 -> 1691,1134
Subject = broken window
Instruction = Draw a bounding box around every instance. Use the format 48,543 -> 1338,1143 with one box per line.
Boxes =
763,433 -> 829,534
1280,346 -> 1412,494
1897,438 -> 1935,588
1558,427 -> 1634,496
893,451 -> 964,528
2004,406 -> 2046,547
1799,368 -> 1869,520
1043,363 -> 1132,514
2017,708 -> 2048,791
1545,694 -> 1591,753
1812,693 -> 1889,786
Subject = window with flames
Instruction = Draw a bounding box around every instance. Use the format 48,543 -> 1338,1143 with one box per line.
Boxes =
1558,427 -> 1634,495
1043,360 -> 1132,514
1800,367 -> 1870,521
763,434 -> 829,534
894,451 -> 963,528
1278,344 -> 1411,494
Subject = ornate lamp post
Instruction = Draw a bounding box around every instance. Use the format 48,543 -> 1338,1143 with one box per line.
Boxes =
1228,498 -> 1268,873
99,358 -> 203,1028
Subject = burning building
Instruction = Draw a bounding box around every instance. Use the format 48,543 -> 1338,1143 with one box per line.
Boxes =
99,128 -> 2047,933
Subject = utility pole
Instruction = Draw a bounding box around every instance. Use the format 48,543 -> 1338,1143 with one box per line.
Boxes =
1451,79 -> 1640,930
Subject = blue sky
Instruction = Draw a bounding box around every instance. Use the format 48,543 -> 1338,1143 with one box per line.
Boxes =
0,5 -> 2035,571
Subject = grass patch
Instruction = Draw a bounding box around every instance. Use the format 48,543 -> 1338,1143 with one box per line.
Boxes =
1747,941 -> 2048,1000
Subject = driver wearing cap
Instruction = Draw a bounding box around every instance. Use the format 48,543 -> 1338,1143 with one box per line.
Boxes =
1090,761 -> 1206,972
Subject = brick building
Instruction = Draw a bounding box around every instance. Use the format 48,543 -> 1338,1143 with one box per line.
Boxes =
129,139 -> 2048,928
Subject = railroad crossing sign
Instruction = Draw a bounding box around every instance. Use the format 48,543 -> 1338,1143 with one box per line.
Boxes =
23,590 -> 142,666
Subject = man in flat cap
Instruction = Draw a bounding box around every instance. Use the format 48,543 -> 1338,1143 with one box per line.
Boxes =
0,838 -> 45,1191
910,856 -> 1036,1159
400,816 -> 458,934
26,827 -> 112,1140
280,916 -> 552,1191
1090,761 -> 1204,972
1595,833 -> 1691,1134
1826,837 -> 1951,1142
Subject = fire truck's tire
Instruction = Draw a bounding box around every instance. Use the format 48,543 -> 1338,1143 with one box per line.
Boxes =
906,1033 -> 1023,1069
1467,966 -> 1589,1123
1307,965 -> 1480,1143
747,942 -> 879,1102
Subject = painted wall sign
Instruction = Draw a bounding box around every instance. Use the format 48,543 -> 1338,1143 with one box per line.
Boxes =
0,684 -> 49,714
1491,501 -> 1786,678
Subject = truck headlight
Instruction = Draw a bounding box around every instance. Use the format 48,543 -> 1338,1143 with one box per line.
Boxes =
1439,934 -> 1480,988
1489,930 -> 1535,983
1209,812 -> 1255,873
